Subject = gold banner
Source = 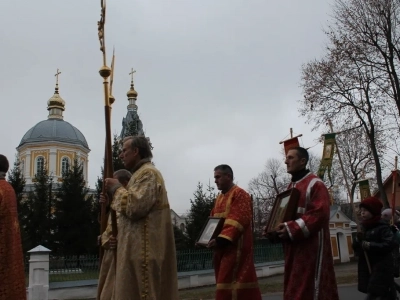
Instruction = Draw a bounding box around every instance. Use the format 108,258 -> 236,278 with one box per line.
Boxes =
318,133 -> 336,180
358,179 -> 371,201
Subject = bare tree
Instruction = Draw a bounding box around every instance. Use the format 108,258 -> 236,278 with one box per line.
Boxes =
300,11 -> 395,206
331,0 -> 400,115
307,151 -> 322,175
248,158 -> 290,237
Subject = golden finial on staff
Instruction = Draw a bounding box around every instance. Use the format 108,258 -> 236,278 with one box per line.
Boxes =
98,0 -> 110,82
109,47 -> 115,105
98,0 -> 106,60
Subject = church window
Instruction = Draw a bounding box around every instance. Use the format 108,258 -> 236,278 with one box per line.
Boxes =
82,161 -> 86,179
20,160 -> 25,173
61,157 -> 70,175
36,156 -> 45,174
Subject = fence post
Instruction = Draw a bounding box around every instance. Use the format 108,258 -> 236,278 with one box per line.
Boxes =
28,245 -> 51,300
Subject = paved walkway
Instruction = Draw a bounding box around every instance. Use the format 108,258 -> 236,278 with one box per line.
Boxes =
259,260 -> 358,293
66,262 -> 359,300
186,261 -> 359,300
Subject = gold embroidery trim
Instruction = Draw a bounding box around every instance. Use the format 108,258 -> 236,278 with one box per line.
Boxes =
216,282 -> 259,290
224,219 -> 244,232
218,234 -> 233,242
141,216 -> 149,299
212,185 -> 237,218
231,235 -> 243,300
225,185 -> 236,216
118,188 -> 128,212
214,212 -> 226,218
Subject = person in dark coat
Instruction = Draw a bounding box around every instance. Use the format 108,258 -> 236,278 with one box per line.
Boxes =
382,208 -> 400,295
353,196 -> 394,300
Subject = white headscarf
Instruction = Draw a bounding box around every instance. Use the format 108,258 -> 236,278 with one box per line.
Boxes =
381,208 -> 400,223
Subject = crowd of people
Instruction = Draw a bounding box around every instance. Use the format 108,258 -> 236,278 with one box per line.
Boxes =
1,137 -> 400,300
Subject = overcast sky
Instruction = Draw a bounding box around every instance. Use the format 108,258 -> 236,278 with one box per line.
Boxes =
1,0 -> 332,215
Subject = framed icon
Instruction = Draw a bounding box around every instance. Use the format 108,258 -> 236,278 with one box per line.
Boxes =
264,188 -> 300,240
196,217 -> 225,247
323,144 -> 333,159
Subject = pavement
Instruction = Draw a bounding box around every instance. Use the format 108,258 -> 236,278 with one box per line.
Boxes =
70,261 -> 395,300
264,281 -> 400,300
181,261 -> 361,300
264,284 -> 365,299
261,262 -> 400,300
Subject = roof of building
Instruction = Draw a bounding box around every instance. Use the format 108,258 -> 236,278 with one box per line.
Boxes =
18,119 -> 89,150
373,170 -> 400,197
330,204 -> 352,221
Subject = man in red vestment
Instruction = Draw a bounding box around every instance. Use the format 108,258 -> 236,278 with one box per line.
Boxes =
0,154 -> 26,300
208,164 -> 262,300
275,147 -> 339,300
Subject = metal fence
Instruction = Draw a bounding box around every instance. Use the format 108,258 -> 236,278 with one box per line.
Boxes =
24,243 -> 283,284
48,255 -> 99,283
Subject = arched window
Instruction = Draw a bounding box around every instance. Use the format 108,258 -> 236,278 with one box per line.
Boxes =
61,157 -> 70,175
20,160 -> 25,174
36,156 -> 44,174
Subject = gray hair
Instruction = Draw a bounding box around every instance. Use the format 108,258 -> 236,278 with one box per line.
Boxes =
123,136 -> 153,159
382,208 -> 400,222
214,164 -> 234,179
113,169 -> 132,184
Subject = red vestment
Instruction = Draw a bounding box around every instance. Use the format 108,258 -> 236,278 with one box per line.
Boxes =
211,185 -> 262,300
0,179 -> 26,300
283,173 -> 338,300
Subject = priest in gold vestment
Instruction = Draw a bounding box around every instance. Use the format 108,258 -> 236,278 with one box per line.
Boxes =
208,164 -> 261,300
104,136 -> 179,300
97,169 -> 131,300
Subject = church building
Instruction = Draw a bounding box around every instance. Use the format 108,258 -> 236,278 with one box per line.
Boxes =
119,69 -> 146,140
16,71 -> 90,188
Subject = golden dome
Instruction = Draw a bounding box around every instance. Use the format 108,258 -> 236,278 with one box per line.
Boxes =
127,83 -> 138,98
47,87 -> 65,110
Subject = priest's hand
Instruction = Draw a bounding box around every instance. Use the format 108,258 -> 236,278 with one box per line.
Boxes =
104,178 -> 120,193
262,226 -> 268,236
109,236 -> 117,250
99,193 -> 109,206
207,239 -> 216,248
276,223 -> 289,240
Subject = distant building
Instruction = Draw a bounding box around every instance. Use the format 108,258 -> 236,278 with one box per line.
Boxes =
373,170 -> 400,209
329,205 -> 357,264
170,209 -> 187,232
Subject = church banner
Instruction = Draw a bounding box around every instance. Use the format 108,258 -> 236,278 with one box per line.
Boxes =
358,179 -> 371,201
317,133 -> 336,180
283,137 -> 300,155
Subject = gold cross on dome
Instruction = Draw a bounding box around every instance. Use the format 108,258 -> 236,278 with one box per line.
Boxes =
55,68 -> 61,85
129,68 -> 136,83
